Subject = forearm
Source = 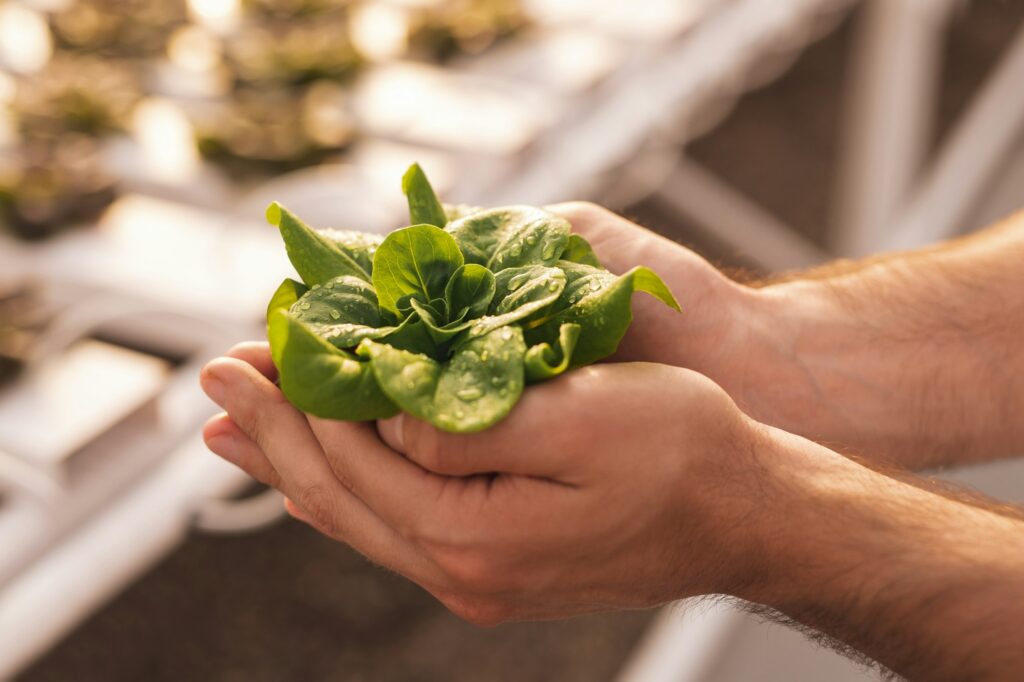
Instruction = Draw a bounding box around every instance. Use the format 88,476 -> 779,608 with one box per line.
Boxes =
734,426 -> 1024,681
716,214 -> 1024,468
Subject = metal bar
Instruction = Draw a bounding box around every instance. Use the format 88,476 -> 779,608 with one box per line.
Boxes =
830,0 -> 957,257
885,22 -> 1024,250
460,0 -> 860,207
649,158 -> 831,270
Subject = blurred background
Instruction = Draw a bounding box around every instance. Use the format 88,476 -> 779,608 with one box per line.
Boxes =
1,0 -> 1023,680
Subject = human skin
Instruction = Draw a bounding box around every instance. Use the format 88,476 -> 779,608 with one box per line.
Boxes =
200,347 -> 1024,681
199,207 -> 1024,679
544,203 -> 1024,469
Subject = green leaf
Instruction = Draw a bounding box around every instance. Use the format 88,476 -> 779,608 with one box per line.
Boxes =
379,318 -> 442,359
402,163 -> 448,228
409,297 -> 472,345
445,206 -> 570,272
267,202 -> 370,285
372,224 -> 464,317
290,275 -> 403,349
360,325 -> 526,433
444,203 -> 481,222
445,263 -> 495,321
560,234 -> 602,267
267,278 -> 308,327
268,309 -> 397,421
465,265 -> 566,338
524,323 -> 580,382
525,264 -> 679,366
265,172 -> 682,434
320,229 -> 383,275
632,267 -> 681,311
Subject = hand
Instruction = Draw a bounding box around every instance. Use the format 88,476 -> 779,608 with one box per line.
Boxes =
199,342 -> 763,624
554,204 -> 1024,468
547,202 -> 759,371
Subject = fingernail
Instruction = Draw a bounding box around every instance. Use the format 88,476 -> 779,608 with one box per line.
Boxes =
206,434 -> 237,461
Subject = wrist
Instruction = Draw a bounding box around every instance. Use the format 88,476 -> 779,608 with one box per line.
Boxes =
689,419 -> 846,602
684,280 -> 828,438
727,423 -> 1024,679
709,277 -> 943,467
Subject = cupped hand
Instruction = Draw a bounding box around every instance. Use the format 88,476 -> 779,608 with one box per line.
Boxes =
546,202 -> 758,372
200,342 -> 764,624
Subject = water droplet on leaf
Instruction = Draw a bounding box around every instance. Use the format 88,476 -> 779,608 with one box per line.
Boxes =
456,387 -> 483,401
401,362 -> 432,387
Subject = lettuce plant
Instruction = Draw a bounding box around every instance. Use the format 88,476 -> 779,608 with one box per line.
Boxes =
265,164 -> 680,432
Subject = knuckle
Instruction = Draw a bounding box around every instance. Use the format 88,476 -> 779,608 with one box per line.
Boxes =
232,408 -> 264,447
404,421 -> 446,471
262,385 -> 293,410
403,423 -> 471,475
434,545 -> 507,594
560,201 -> 612,223
297,485 -> 339,537
239,389 -> 290,450
321,449 -> 357,494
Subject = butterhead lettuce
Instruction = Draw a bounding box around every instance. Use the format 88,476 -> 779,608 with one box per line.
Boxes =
265,164 -> 680,432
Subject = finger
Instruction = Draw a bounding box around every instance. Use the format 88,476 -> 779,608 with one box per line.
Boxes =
283,496 -> 312,524
224,341 -> 277,382
203,412 -> 280,486
376,371 -> 603,478
200,358 -> 438,580
306,416 -> 445,530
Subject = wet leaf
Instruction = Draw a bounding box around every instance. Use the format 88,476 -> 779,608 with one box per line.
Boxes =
265,163 -> 680,432
445,206 -> 570,272
268,309 -> 397,421
372,224 -> 463,317
402,162 -> 448,228
560,234 -> 602,268
445,263 -> 495,321
524,323 -> 580,382
267,202 -> 370,285
525,264 -> 679,366
360,325 -> 525,433
290,275 -> 404,349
